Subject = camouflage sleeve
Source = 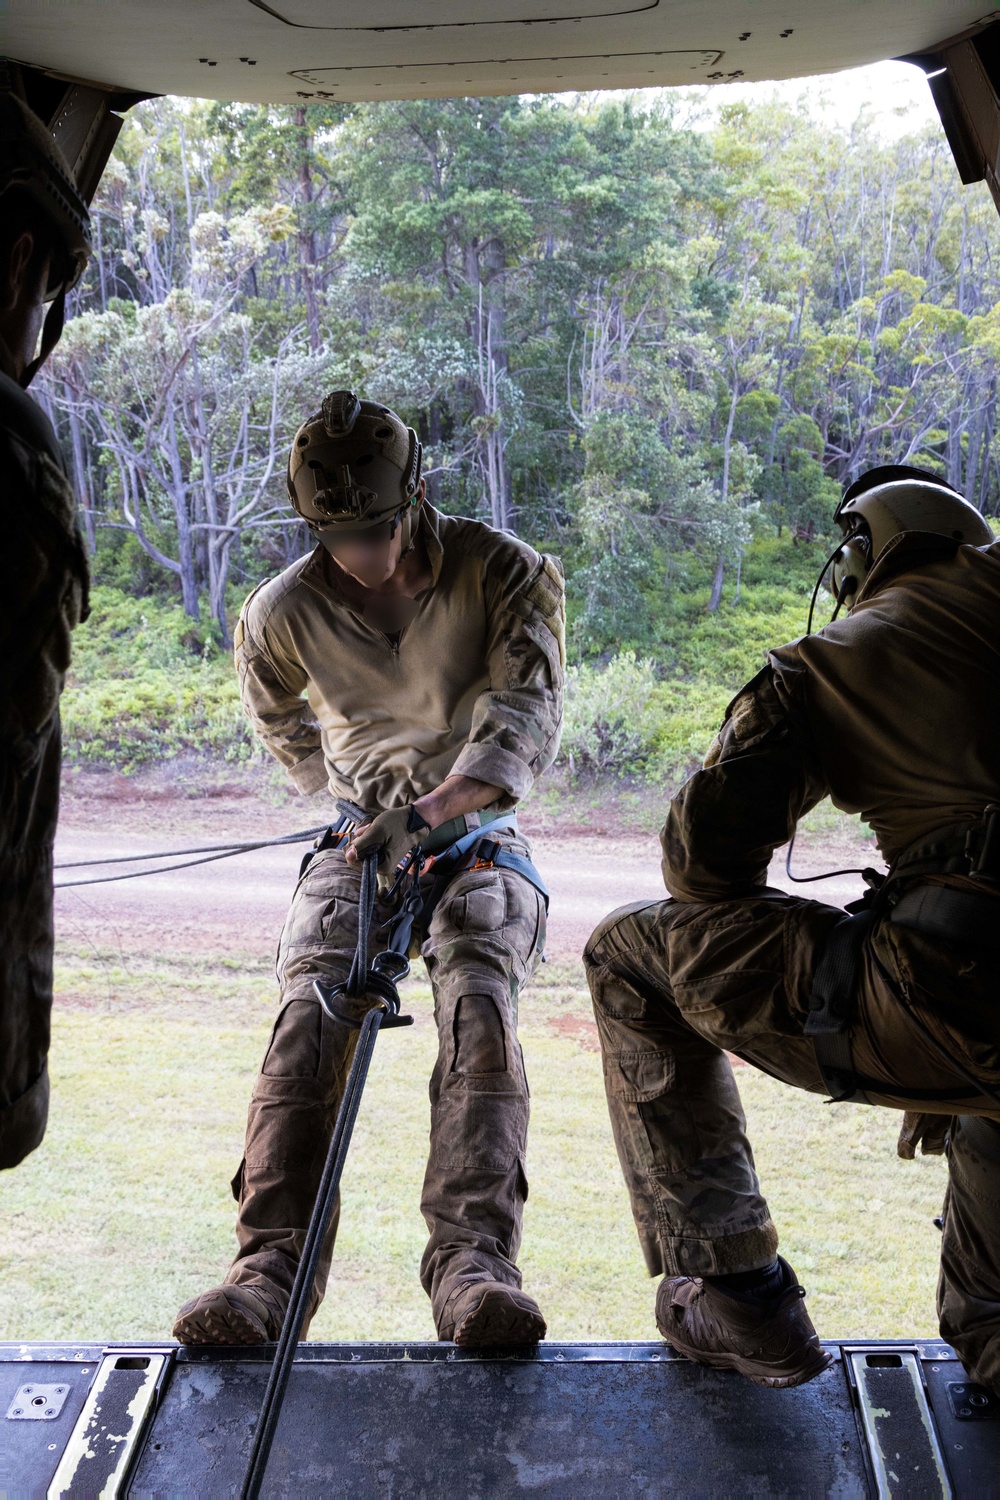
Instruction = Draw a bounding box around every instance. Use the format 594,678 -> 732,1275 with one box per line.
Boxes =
234,591 -> 327,795
450,553 -> 565,807
660,662 -> 827,901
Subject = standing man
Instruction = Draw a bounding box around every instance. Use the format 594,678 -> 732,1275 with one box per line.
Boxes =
0,92 -> 91,1169
175,390 -> 564,1348
584,467 -> 1000,1391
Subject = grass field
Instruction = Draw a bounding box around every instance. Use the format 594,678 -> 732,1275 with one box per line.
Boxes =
0,939 -> 949,1346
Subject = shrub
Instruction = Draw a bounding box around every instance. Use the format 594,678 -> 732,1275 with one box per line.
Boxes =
62,585 -> 255,770
562,651 -> 661,778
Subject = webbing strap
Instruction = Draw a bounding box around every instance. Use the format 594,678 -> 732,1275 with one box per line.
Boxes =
383,828 -> 547,957
486,848 -> 550,911
806,907 -> 983,1104
805,911 -> 874,1103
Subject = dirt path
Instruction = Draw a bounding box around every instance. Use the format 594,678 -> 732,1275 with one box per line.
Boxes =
55,782 -> 875,968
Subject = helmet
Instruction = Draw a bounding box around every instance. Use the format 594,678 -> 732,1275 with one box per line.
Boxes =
0,92 -> 91,300
287,390 -> 423,553
0,91 -> 92,387
831,464 -> 993,608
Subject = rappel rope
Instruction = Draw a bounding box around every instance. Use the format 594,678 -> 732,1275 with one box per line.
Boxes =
239,845 -> 412,1500
53,826 -> 331,888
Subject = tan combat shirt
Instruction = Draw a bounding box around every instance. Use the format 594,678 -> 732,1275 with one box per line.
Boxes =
235,504 -> 565,813
662,532 -> 1000,901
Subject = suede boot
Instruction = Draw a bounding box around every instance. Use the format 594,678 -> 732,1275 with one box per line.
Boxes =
655,1256 -> 832,1389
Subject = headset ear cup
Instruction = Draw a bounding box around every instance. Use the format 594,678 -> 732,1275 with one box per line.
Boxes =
831,537 -> 869,606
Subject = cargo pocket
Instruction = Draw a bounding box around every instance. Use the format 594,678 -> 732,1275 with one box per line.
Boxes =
443,875 -> 506,936
604,1048 -> 697,1173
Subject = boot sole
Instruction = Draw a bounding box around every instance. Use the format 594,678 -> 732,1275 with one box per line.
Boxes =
172,1295 -> 271,1347
453,1287 -> 547,1348
663,1335 -> 833,1389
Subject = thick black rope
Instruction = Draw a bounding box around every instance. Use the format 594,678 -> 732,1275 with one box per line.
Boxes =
346,847 -> 377,996
54,826 -> 330,889
240,848 -> 382,1500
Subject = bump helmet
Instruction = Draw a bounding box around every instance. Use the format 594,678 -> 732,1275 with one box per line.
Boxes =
0,92 -> 91,300
287,390 -> 423,551
831,464 -> 993,608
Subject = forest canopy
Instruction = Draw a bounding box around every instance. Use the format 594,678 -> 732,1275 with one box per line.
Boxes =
37,87 -> 1000,777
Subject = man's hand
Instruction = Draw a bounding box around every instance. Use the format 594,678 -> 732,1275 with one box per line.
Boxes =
344,775 -> 505,873
346,804 -> 430,872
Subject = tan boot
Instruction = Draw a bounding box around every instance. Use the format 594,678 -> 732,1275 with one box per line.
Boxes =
439,1279 -> 547,1347
656,1259 -> 832,1389
172,1283 -> 284,1346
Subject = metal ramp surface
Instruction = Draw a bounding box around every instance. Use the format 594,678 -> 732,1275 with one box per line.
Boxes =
2,1339 -> 999,1497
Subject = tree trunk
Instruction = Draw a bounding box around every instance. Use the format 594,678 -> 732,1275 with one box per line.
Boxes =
164,409 -> 200,618
66,391 -> 95,553
707,374 -> 739,614
295,107 -> 321,353
978,379 -> 996,514
707,551 -> 726,613
474,235 -> 513,531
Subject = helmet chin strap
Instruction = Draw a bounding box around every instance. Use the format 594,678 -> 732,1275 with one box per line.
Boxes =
394,496 -> 423,555
20,291 -> 65,389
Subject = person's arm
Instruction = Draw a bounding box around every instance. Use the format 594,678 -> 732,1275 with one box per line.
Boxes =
447,548 -> 566,809
412,773 -> 503,828
661,662 -> 828,902
234,594 -> 327,795
345,772 -> 503,866
347,545 -> 564,870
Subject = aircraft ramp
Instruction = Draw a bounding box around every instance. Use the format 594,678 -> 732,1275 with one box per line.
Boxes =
3,1337 -> 999,1496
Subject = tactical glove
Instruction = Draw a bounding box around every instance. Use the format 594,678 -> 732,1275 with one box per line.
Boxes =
348,804 -> 431,874
897,1111 -> 952,1159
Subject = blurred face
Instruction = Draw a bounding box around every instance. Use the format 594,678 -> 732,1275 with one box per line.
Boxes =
0,230 -> 51,381
319,518 -> 405,589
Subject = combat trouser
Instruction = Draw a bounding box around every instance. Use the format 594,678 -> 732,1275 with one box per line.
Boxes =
584,892 -> 1000,1383
225,829 -> 545,1335
0,716 -> 61,1168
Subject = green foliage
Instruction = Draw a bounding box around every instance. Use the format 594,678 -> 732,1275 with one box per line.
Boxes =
62,587 -> 254,770
562,536 -> 826,785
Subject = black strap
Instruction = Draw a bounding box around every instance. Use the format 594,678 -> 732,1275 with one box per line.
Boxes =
891,807 -> 1000,886
806,906 -> 983,1104
805,911 -> 874,1103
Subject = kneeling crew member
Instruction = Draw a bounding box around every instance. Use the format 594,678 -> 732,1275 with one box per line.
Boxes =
0,93 -> 90,1170
174,390 -> 564,1348
584,467 -> 1000,1390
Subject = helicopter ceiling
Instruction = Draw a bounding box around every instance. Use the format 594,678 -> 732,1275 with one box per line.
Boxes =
2,0 -> 994,105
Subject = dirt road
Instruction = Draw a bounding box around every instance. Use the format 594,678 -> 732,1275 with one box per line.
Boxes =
55,783 -> 875,967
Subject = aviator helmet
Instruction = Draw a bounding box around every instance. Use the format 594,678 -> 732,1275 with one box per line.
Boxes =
0,91 -> 92,386
829,464 -> 993,612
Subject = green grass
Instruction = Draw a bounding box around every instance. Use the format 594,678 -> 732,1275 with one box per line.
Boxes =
0,943 -> 947,1345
